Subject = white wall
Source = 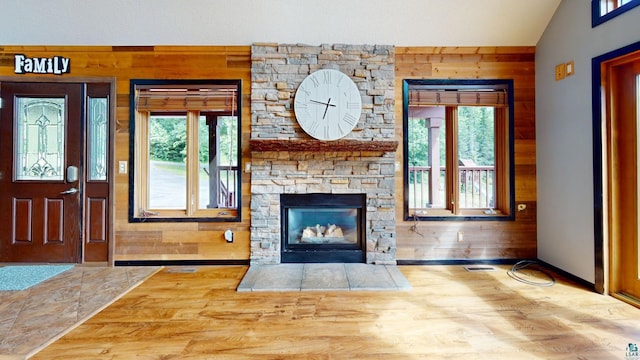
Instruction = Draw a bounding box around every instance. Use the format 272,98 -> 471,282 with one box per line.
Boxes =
0,0 -> 558,46
536,0 -> 640,283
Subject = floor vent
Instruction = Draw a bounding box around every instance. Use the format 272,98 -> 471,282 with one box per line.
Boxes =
464,265 -> 497,272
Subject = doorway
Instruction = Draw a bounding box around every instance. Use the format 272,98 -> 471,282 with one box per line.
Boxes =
600,48 -> 640,306
0,81 -> 112,263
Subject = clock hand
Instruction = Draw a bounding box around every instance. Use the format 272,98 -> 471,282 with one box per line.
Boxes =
310,99 -> 336,107
322,98 -> 331,119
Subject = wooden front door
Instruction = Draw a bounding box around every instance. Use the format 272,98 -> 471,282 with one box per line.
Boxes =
0,81 -> 110,263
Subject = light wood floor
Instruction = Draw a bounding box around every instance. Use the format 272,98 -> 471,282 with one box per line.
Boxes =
31,265 -> 640,359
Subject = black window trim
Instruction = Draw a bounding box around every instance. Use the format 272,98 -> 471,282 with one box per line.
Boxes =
402,78 -> 516,222
128,78 -> 242,223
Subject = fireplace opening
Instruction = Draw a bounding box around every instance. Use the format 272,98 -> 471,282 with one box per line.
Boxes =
281,193 -> 366,263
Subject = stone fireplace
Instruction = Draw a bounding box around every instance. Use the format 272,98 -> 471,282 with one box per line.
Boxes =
249,43 -> 397,265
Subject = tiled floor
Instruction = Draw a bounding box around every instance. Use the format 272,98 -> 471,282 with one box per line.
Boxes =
237,263 -> 411,291
0,265 -> 160,360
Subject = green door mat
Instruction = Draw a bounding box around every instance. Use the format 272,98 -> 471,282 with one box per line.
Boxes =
0,265 -> 74,291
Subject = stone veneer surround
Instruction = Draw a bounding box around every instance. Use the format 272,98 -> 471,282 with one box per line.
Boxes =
250,43 -> 396,264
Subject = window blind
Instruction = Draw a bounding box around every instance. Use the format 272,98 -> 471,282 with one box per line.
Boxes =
409,89 -> 508,107
135,85 -> 237,112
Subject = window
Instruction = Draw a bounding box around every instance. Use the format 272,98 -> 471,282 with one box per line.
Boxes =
129,80 -> 241,222
592,0 -> 640,27
403,80 -> 514,220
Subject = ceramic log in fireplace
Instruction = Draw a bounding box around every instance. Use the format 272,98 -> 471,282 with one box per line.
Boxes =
280,193 -> 366,263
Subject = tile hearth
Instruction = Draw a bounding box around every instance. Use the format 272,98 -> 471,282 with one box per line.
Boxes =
237,263 -> 411,292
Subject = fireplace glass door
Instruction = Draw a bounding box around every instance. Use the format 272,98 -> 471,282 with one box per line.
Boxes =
286,208 -> 358,247
281,193 -> 365,263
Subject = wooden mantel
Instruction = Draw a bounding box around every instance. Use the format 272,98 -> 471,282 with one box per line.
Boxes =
250,139 -> 398,152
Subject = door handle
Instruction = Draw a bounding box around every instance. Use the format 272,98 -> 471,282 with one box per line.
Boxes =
60,187 -> 78,195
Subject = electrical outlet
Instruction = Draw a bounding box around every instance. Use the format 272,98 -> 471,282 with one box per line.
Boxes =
457,231 -> 464,242
224,229 -> 234,243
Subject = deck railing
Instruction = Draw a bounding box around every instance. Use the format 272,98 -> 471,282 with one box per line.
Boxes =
217,165 -> 238,208
408,165 -> 495,212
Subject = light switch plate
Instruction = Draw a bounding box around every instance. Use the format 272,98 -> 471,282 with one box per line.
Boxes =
118,161 -> 127,174
565,61 -> 574,76
555,63 -> 565,81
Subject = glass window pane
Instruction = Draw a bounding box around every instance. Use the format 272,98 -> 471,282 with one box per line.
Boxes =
15,97 -> 65,181
407,106 -> 446,214
218,115 -> 238,209
148,115 -> 186,209
88,97 -> 108,181
130,80 -> 242,220
198,115 -> 212,209
457,106 -> 495,209
198,115 -> 238,209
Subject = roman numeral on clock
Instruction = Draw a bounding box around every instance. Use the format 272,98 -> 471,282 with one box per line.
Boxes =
343,112 -> 357,126
310,75 -> 319,88
323,71 -> 331,84
308,121 -> 319,135
321,124 -> 329,139
347,102 -> 359,109
298,86 -> 311,97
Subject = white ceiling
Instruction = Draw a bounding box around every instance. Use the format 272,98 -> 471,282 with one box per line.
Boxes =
0,0 -> 561,46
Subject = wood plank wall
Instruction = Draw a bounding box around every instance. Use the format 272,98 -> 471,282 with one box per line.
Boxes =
0,45 -> 536,262
394,47 -> 537,261
0,46 -> 253,262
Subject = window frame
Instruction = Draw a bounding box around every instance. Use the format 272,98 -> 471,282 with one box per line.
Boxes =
128,79 -> 242,223
402,79 -> 515,221
592,0 -> 640,27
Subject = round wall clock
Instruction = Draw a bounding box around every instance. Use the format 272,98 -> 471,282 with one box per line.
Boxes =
293,69 -> 362,141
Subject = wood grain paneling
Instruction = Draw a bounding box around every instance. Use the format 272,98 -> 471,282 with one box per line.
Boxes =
395,47 -> 537,261
0,46 -> 252,262
1,45 -> 536,262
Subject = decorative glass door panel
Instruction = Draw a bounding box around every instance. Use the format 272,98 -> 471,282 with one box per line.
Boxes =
88,97 -> 108,181
15,98 -> 66,181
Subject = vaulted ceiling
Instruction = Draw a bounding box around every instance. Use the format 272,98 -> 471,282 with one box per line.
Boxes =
0,0 -> 562,46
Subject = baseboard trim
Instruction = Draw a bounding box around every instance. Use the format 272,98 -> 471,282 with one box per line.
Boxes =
115,259 -> 250,267
397,258 -> 531,266
397,258 -> 597,292
535,259 -> 597,292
